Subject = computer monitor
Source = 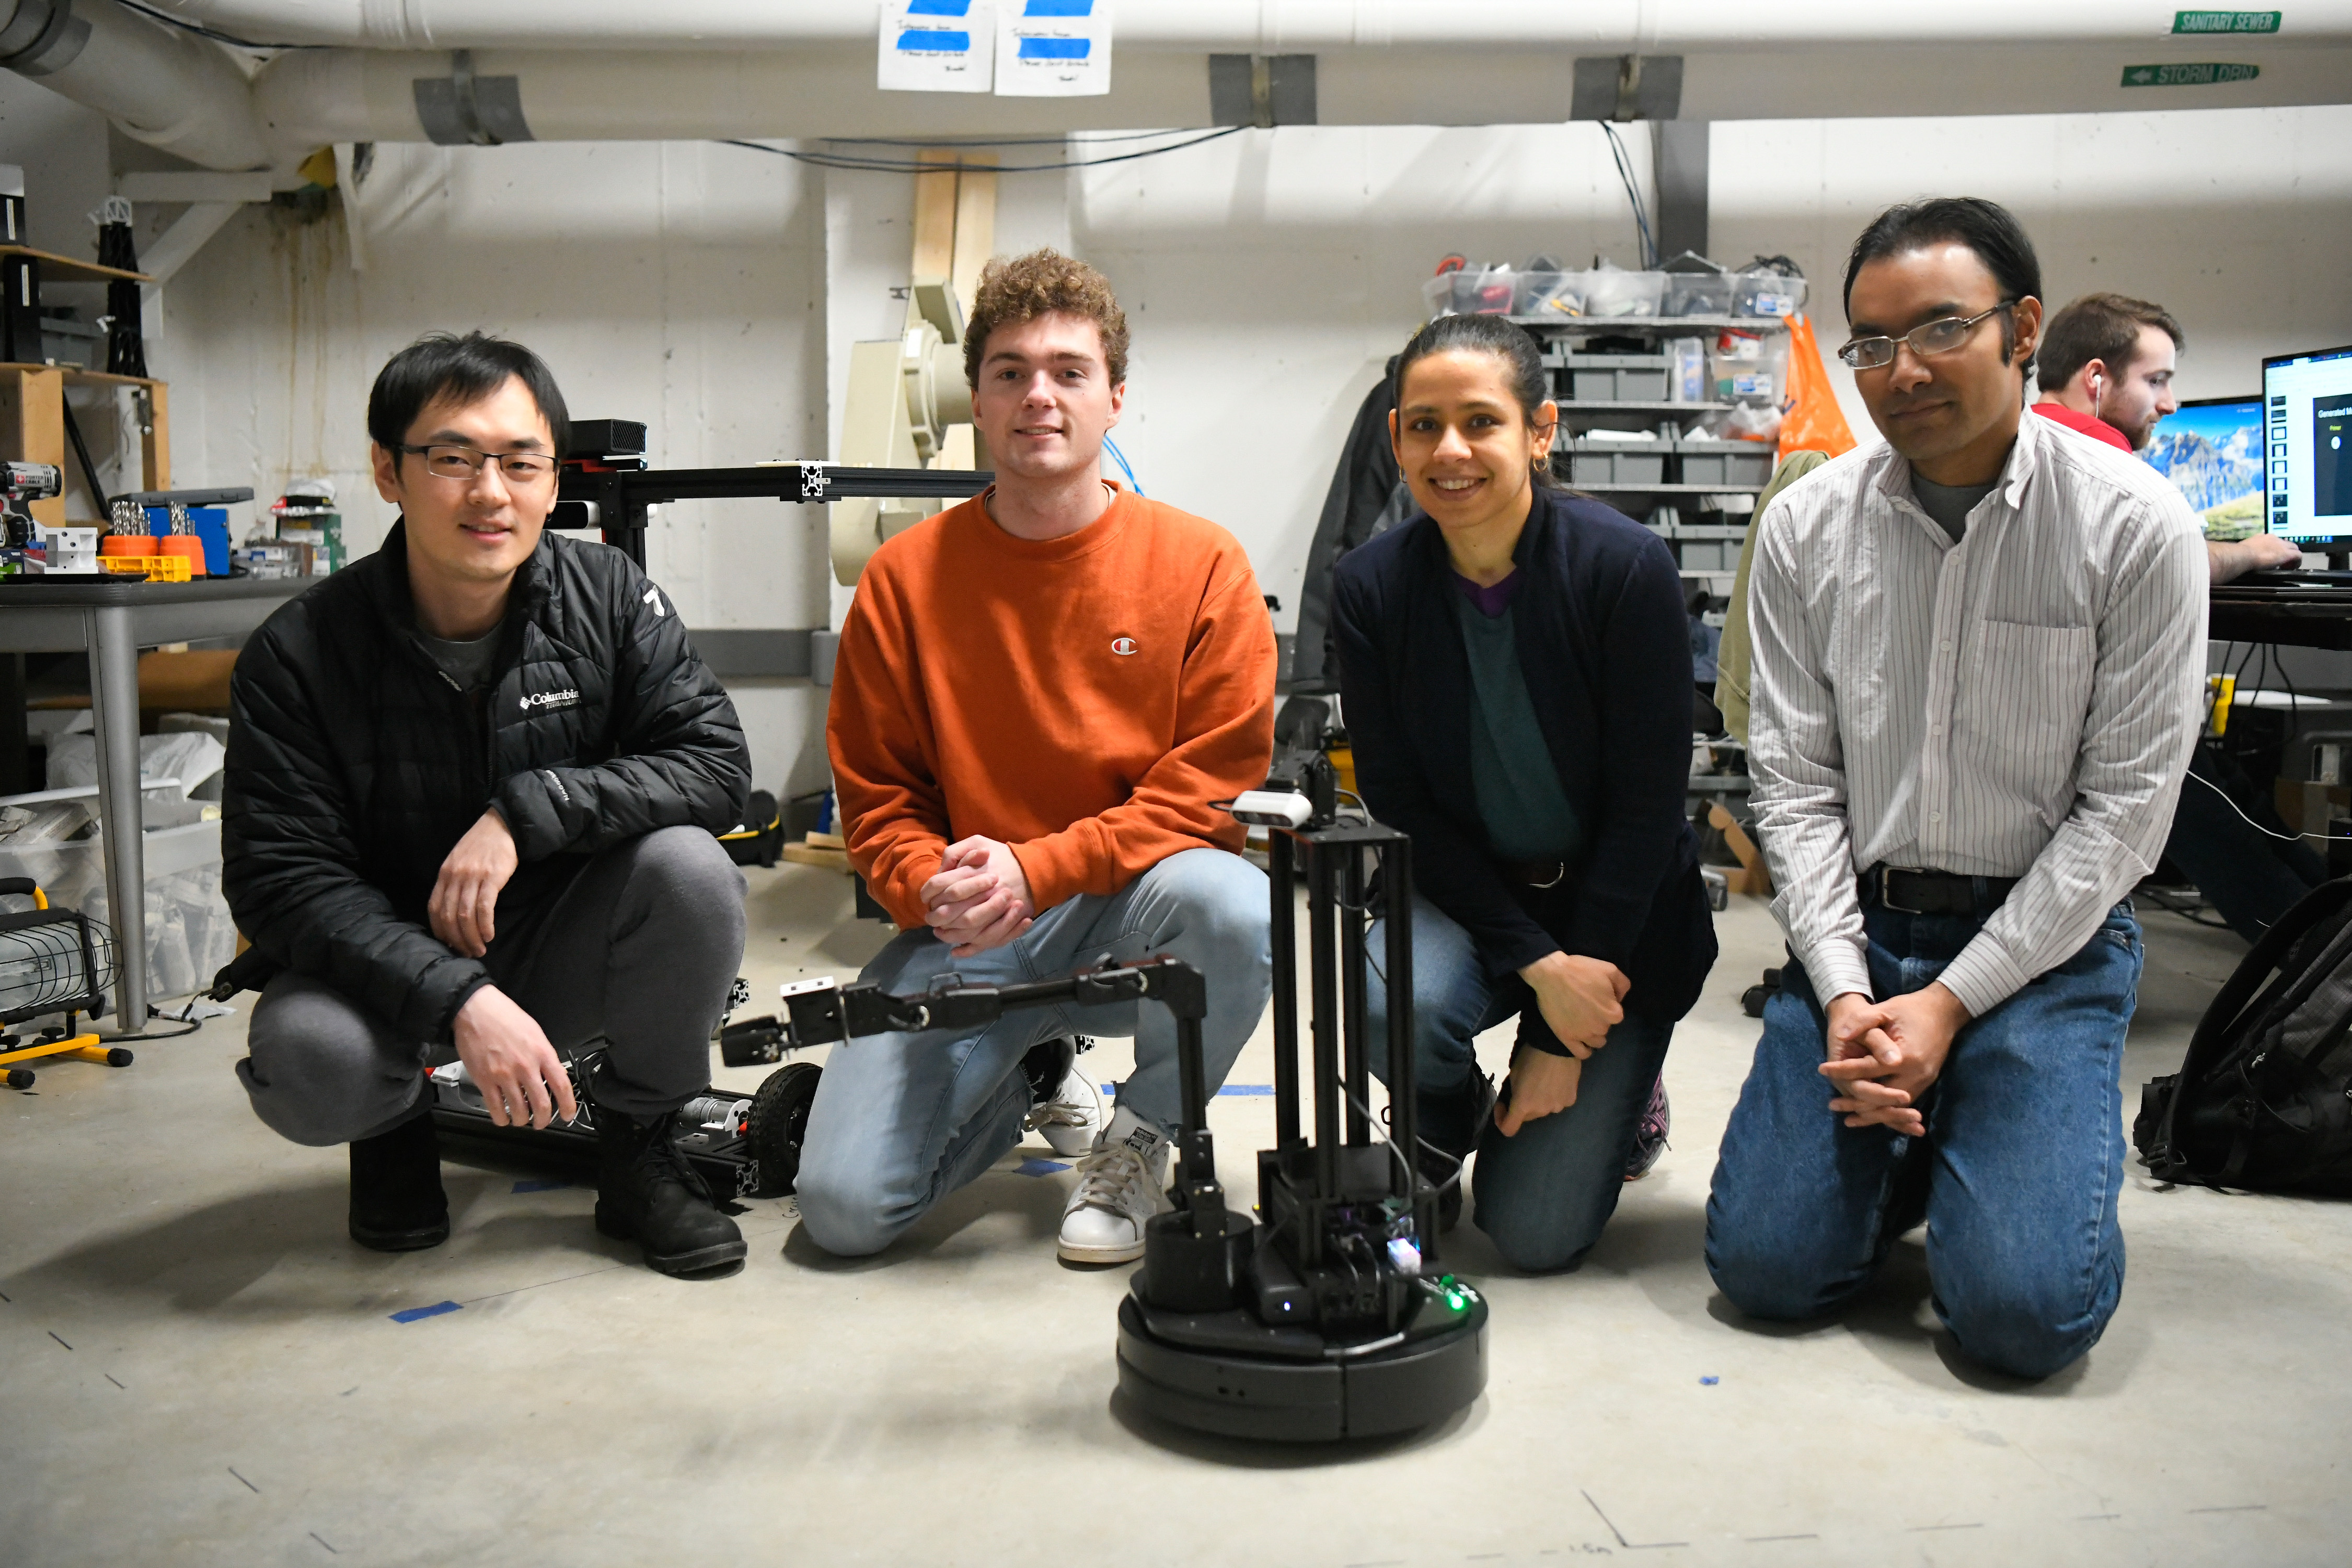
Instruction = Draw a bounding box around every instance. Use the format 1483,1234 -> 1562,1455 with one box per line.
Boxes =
2143,395 -> 2264,539
2263,344 -> 2352,557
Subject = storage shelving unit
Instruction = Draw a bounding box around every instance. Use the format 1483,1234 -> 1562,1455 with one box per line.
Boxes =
1509,310 -> 1790,592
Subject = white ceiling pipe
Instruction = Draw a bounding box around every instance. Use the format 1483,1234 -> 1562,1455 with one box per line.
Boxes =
7,0 -> 270,168
131,0 -> 2352,52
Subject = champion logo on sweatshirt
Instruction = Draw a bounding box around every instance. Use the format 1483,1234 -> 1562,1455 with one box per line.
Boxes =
520,688 -> 580,713
1111,637 -> 1138,656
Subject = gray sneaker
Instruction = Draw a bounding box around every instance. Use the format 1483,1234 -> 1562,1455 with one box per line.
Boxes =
1623,1074 -> 1670,1182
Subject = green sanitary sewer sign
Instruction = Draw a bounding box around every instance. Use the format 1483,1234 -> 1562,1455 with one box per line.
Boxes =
2122,61 -> 2262,84
2171,10 -> 2281,30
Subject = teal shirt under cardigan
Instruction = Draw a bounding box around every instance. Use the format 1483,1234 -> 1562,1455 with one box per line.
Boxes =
1453,571 -> 1584,867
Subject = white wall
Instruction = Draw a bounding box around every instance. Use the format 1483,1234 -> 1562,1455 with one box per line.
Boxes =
8,76 -> 2351,786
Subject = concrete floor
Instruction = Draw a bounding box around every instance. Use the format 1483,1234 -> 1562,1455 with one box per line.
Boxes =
6,866 -> 2350,1567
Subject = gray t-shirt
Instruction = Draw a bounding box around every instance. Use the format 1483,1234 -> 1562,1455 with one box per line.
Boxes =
1911,472 -> 1999,544
419,629 -> 501,693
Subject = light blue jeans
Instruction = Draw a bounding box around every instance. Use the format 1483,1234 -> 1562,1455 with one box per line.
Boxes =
1366,895 -> 1676,1273
794,848 -> 1271,1257
1704,901 -> 2141,1379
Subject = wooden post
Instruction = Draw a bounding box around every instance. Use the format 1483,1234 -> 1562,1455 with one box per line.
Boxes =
911,150 -> 961,291
1708,801 -> 1773,898
949,152 -> 998,325
139,379 -> 169,491
0,364 -> 66,526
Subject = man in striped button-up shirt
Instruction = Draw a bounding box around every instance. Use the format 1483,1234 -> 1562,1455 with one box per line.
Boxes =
1705,199 -> 2208,1380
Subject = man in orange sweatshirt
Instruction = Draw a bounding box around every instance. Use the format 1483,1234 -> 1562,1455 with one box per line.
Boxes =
800,249 -> 1277,1264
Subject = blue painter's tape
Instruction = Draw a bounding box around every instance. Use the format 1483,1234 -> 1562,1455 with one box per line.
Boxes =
1218,1084 -> 1274,1097
1025,0 -> 1092,14
1017,36 -> 1091,59
390,1301 -> 462,1324
896,29 -> 972,51
1101,1083 -> 1119,1095
1012,1158 -> 1070,1177
906,0 -> 971,13
511,1178 -> 570,1194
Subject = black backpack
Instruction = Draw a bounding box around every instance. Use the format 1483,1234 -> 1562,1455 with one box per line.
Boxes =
2135,878 -> 2352,1196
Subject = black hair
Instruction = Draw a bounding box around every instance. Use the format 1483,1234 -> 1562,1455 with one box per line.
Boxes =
1842,198 -> 2042,373
1391,313 -> 1561,489
366,330 -> 571,462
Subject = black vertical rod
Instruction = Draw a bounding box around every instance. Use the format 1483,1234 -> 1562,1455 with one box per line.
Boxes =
1269,829 -> 1299,1149
1175,1012 -> 1227,1238
1340,843 -> 1370,1146
1308,837 -> 1340,1197
1177,1012 -> 1210,1149
1383,840 -> 1426,1242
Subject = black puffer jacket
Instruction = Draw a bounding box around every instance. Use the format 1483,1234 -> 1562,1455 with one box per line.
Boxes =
223,521 -> 751,1042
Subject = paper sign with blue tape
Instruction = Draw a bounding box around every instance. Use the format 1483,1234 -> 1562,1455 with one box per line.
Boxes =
879,0 -> 995,92
996,0 -> 1107,96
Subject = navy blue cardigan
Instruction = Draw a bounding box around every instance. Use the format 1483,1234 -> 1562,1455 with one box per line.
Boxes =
1331,488 -> 1717,1024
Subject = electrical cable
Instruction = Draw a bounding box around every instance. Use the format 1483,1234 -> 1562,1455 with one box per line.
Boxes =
115,0 -> 322,50
2186,766 -> 2352,843
717,126 -> 1247,176
1102,434 -> 1144,495
1597,121 -> 1657,269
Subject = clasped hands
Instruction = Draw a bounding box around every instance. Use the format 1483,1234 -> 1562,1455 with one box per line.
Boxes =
1819,982 -> 1971,1137
1495,951 -> 1629,1137
920,836 -> 1035,958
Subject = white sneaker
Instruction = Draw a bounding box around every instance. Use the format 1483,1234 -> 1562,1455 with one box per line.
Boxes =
1057,1104 -> 1170,1264
1025,1060 -> 1104,1158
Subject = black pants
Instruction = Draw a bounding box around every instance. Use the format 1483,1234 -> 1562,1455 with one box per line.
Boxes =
236,827 -> 745,1146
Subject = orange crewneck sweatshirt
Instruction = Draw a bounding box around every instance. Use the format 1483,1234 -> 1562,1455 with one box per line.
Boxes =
828,485 -> 1277,930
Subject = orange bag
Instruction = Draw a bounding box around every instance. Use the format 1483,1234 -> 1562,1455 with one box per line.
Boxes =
1777,313 -> 1858,463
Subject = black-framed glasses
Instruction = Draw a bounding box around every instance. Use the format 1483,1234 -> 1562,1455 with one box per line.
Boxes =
397,443 -> 559,485
1837,302 -> 2017,371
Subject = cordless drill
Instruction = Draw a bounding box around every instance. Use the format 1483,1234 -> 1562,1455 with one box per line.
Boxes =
1,460 -> 60,549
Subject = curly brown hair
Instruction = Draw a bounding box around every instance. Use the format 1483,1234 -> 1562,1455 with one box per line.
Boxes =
962,248 -> 1129,389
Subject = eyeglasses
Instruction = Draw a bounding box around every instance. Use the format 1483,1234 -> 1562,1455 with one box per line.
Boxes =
397,443 -> 559,485
1837,302 -> 2017,371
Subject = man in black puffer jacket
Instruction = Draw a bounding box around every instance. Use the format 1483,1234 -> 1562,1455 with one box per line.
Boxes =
224,331 -> 754,1278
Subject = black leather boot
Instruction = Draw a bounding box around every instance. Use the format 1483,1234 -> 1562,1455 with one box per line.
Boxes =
595,1108 -> 747,1277
349,1111 -> 449,1251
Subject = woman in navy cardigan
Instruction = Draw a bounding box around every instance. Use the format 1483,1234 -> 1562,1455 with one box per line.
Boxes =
1333,313 -> 1717,1271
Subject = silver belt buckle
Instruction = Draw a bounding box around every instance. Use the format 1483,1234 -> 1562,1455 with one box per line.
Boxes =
1877,867 -> 1928,915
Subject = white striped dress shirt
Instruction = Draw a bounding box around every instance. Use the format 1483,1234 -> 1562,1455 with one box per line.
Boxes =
1746,410 -> 2209,1017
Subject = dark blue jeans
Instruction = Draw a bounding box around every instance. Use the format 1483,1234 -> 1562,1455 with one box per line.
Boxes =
1704,901 -> 2141,1379
1368,895 -> 1674,1273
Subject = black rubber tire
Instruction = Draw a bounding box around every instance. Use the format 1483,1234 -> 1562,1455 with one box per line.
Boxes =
746,1062 -> 823,1198
105,1047 -> 134,1067
6,1067 -> 33,1090
1740,984 -> 1771,1019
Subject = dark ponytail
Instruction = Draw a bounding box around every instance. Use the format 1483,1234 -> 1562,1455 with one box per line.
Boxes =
1391,313 -> 1561,488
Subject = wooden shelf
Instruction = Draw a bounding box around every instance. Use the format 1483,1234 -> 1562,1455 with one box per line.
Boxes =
0,244 -> 152,286
0,362 -> 162,389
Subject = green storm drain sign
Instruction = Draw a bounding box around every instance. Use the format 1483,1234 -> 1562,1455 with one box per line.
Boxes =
2122,61 -> 2263,85
2171,10 -> 2281,31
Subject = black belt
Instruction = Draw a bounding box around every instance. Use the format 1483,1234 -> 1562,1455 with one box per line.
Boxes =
1858,864 -> 2018,917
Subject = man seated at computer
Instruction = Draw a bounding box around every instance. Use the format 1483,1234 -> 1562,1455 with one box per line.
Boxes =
2035,292 -> 2324,940
798,249 -> 1278,1265
225,331 -> 756,1278
2033,291 -> 2301,582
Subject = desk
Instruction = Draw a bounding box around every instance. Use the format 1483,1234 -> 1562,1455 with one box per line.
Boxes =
0,577 -> 306,1028
2211,584 -> 2352,651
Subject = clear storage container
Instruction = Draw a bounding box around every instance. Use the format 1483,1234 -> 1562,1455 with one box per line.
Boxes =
1581,267 -> 1666,318
1735,271 -> 1808,318
1514,270 -> 1588,318
1663,271 -> 1736,317
1421,268 -> 1517,319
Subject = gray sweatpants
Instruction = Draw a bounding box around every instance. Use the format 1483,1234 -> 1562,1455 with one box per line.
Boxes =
237,826 -> 747,1146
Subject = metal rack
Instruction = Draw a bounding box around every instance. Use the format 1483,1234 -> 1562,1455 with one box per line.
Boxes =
1511,312 -> 1791,591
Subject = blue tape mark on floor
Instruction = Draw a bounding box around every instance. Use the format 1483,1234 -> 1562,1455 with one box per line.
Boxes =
1219,1084 -> 1274,1096
1012,1158 -> 1069,1177
511,1178 -> 570,1193
389,1301 -> 462,1324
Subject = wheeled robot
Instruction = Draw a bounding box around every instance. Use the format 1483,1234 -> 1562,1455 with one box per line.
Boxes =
758,763 -> 1488,1442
